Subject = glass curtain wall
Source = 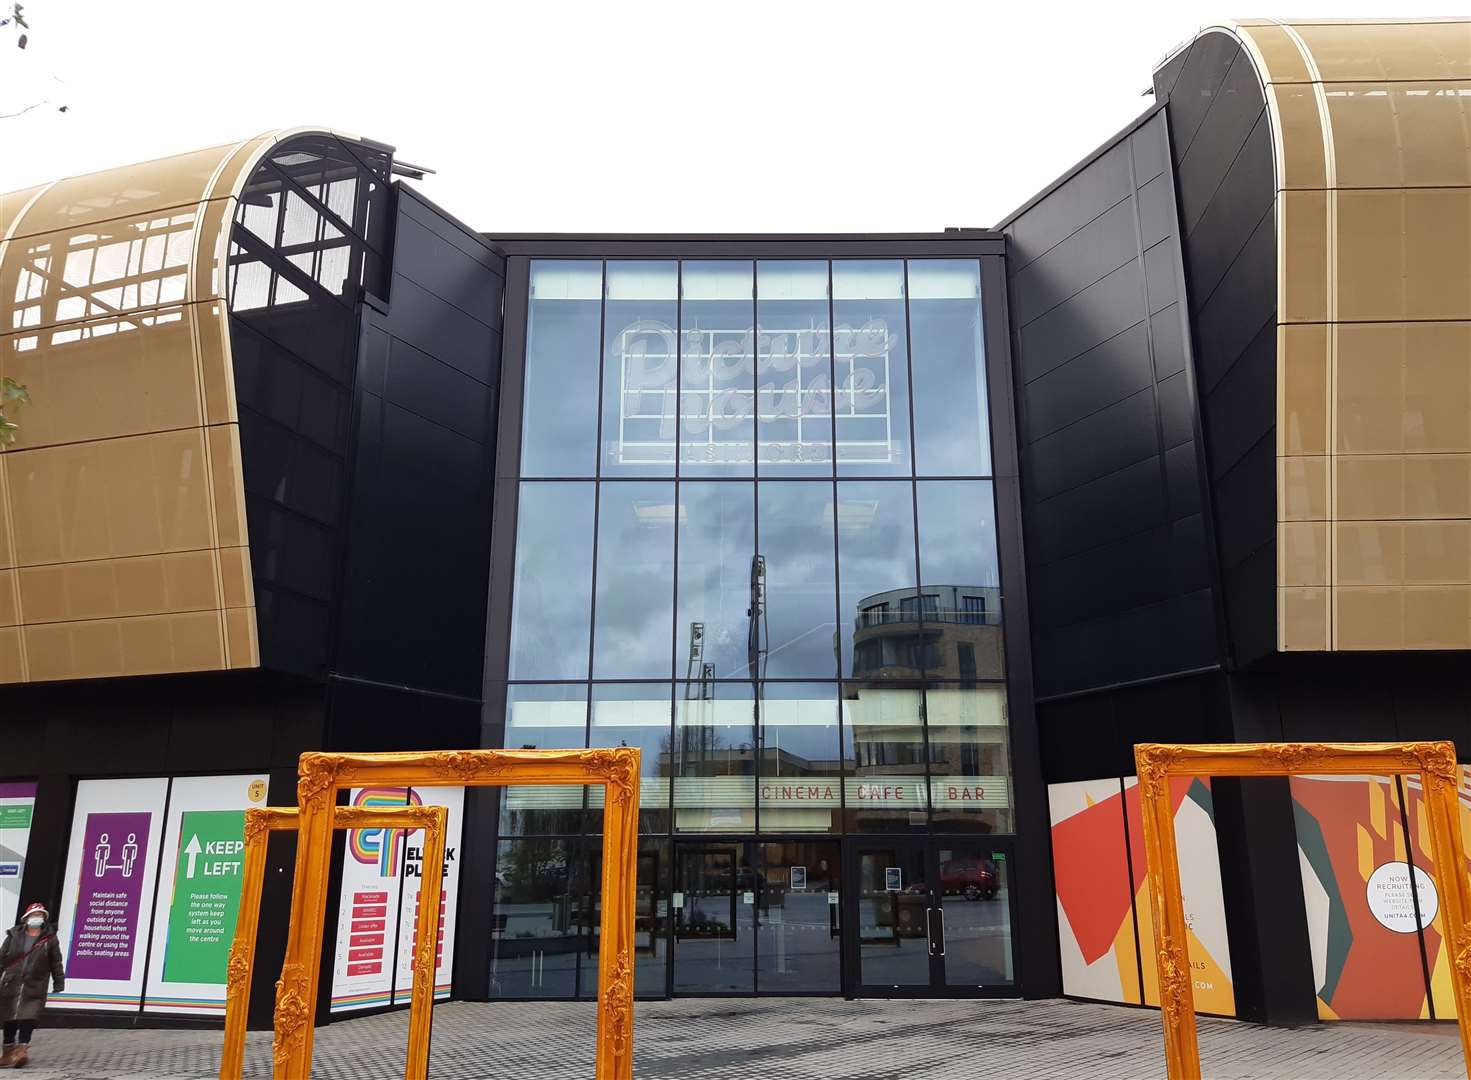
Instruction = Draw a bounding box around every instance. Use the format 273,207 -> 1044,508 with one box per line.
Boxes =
496,256 -> 1010,998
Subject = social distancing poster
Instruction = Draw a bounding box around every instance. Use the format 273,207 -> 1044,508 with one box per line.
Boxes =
51,774 -> 266,1015
143,775 -> 267,1014
51,777 -> 169,1012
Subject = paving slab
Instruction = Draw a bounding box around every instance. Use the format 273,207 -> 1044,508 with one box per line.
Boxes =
6,998 -> 1465,1079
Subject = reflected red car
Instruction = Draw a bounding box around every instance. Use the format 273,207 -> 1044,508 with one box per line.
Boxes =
939,858 -> 998,900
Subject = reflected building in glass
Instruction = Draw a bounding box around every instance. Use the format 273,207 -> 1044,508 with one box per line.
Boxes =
484,244 -> 1030,998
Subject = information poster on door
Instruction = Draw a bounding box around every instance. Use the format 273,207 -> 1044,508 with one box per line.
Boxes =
331,788 -> 409,1013
51,778 -> 168,1011
391,786 -> 463,1004
143,774 -> 268,1014
0,782 -> 36,926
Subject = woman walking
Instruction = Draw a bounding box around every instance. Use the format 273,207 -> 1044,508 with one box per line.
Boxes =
0,902 -> 65,1068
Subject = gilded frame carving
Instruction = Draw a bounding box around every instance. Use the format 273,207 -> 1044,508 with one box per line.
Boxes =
1134,740 -> 1471,1080
273,748 -> 641,1080
220,804 -> 447,1080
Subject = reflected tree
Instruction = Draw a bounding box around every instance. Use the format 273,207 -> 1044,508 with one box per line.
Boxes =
0,379 -> 29,446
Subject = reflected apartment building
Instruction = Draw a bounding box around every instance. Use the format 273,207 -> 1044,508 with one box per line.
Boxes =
1,17 -> 1468,1029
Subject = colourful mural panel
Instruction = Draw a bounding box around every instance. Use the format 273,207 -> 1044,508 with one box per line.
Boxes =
1124,776 -> 1236,1018
1048,775 -> 1234,1016
1291,774 -> 1432,1020
1048,778 -> 1140,1005
1401,766 -> 1471,1020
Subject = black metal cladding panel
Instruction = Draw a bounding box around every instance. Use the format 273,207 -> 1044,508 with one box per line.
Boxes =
1132,123 -> 1169,186
393,195 -> 504,314
1025,388 -> 1157,501
1005,107 -> 1220,698
1160,33 -> 1247,165
331,188 -> 503,701
1202,319 -> 1276,477
1162,30 -> 1277,667
1166,441 -> 1205,518
234,302 -> 356,386
1158,370 -> 1195,449
245,498 -> 336,602
386,276 -> 501,386
1036,669 -> 1232,784
1152,303 -> 1188,379
1174,53 -> 1269,234
1138,175 -> 1175,248
1212,437 -> 1277,570
325,676 -> 479,754
1181,115 -> 1275,316
1223,546 -> 1278,665
1012,199 -> 1140,324
230,319 -> 351,453
1192,207 -> 1276,393
0,672 -> 325,777
380,335 -> 492,442
1032,588 -> 1218,706
335,382 -> 491,697
1007,143 -> 1133,271
1017,260 -> 1146,383
1032,512 -> 1212,632
1030,456 -> 1167,565
1024,322 -> 1154,439
1144,240 -> 1180,314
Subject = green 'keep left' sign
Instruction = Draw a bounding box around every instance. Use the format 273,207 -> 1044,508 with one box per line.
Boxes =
162,810 -> 246,985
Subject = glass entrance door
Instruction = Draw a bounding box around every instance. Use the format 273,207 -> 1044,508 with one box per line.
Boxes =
851,839 -> 1015,994
672,841 -> 756,992
854,842 -> 934,989
932,840 -> 1015,988
758,841 -> 841,993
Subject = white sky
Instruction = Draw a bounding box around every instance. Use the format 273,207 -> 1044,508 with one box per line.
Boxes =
1,2 -> 1462,233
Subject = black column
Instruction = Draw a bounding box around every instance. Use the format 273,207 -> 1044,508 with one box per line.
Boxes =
16,773 -> 70,927
1210,674 -> 1317,1025
248,767 -> 302,1029
982,253 -> 1060,998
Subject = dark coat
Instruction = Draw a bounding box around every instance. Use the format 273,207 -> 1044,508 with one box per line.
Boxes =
0,922 -> 65,1022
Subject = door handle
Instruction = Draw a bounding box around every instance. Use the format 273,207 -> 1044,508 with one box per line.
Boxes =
925,907 -> 936,956
929,912 -> 953,959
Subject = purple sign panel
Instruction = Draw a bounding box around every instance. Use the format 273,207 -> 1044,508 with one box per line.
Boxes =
69,812 -> 150,981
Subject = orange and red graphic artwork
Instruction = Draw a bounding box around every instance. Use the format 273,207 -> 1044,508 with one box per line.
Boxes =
1049,776 -> 1234,1016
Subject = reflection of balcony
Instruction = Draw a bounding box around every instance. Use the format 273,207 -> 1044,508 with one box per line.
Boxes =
852,586 -> 1004,681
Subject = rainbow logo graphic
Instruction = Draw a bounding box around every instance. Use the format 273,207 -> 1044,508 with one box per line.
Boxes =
347,788 -> 423,875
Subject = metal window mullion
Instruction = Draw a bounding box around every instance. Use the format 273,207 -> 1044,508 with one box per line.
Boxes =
899,261 -> 937,825
676,262 -> 684,480
825,262 -> 848,835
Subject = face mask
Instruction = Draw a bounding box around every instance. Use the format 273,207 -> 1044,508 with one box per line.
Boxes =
24,917 -> 42,928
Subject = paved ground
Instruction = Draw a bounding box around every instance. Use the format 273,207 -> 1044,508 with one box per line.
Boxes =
8,998 -> 1466,1079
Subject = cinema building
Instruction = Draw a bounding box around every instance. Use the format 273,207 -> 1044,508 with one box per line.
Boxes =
0,17 -> 1467,1027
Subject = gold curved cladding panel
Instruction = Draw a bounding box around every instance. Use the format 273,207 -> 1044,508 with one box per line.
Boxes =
0,129 -> 356,681
5,143 -> 241,243
0,186 -> 45,240
1204,19 -> 1471,651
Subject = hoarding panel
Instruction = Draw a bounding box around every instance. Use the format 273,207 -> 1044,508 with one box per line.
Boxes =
52,777 -> 168,1011
143,774 -> 268,1014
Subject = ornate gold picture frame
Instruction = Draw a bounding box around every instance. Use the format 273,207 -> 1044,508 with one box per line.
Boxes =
1134,740 -> 1471,1080
272,748 -> 641,1080
220,803 -> 448,1080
